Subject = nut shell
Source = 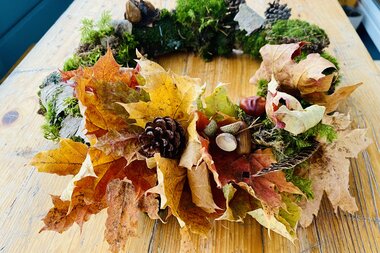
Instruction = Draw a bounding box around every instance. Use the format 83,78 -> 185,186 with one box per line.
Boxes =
216,133 -> 237,152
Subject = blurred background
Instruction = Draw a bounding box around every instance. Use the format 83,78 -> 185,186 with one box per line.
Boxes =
0,0 -> 379,82
0,0 -> 73,82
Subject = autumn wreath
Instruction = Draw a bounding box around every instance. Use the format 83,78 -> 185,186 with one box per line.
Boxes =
31,0 -> 371,252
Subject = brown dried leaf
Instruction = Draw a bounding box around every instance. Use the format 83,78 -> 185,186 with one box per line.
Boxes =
302,83 -> 362,113
300,113 -> 372,227
154,154 -> 212,236
31,139 -> 88,176
105,178 -> 139,253
138,193 -> 161,220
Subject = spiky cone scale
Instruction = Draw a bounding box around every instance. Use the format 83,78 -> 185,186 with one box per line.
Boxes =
139,117 -> 186,159
264,0 -> 291,26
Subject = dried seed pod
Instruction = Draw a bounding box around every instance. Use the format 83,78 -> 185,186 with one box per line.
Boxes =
204,119 -> 218,137
236,123 -> 251,155
240,96 -> 266,117
220,121 -> 243,135
216,133 -> 237,152
125,0 -> 142,23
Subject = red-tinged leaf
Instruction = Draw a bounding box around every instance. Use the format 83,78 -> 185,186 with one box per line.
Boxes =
211,147 -> 301,215
105,178 -> 139,253
94,129 -> 140,163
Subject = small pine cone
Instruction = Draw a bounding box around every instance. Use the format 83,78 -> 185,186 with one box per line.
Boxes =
264,0 -> 291,25
139,117 -> 186,159
225,0 -> 246,17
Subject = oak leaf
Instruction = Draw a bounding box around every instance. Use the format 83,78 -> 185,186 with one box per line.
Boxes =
119,57 -> 203,128
31,139 -> 88,176
300,113 -> 372,227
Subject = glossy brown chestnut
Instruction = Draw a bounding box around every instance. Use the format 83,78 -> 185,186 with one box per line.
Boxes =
239,96 -> 266,117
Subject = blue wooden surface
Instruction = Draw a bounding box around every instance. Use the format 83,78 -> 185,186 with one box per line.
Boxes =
0,0 -> 73,79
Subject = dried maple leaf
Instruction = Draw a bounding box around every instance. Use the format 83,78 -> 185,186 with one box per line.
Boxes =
31,139 -> 88,176
187,163 -> 220,213
94,129 -> 140,164
119,57 -> 203,128
105,178 -> 139,253
217,184 -> 256,222
64,48 -> 146,137
211,148 -> 302,215
250,43 -> 360,113
154,154 -> 212,236
300,113 -> 372,227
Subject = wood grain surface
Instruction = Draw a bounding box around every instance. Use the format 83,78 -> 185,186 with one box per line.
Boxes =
0,0 -> 379,252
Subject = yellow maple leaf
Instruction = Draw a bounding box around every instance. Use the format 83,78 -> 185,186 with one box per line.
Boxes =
31,139 -> 88,176
119,57 -> 203,128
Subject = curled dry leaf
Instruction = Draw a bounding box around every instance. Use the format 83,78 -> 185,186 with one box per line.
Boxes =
154,154 -> 212,236
120,56 -> 203,128
266,77 -> 325,135
251,43 -> 360,113
31,138 -> 88,176
300,113 -> 372,227
105,178 -> 139,253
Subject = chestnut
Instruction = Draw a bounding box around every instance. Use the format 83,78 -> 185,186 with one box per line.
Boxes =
239,96 -> 266,117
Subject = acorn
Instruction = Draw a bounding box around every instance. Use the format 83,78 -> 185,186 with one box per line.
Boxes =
125,0 -> 142,23
240,96 -> 266,117
220,121 -> 243,134
216,133 -> 237,152
204,119 -> 218,137
236,122 -> 251,155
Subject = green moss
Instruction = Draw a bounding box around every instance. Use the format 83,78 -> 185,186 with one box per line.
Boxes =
42,123 -> 61,141
256,79 -> 269,97
133,9 -> 195,58
63,55 -> 81,71
176,0 -> 226,26
63,48 -> 103,71
302,122 -> 337,143
115,32 -> 138,66
237,30 -> 267,59
63,97 -> 81,117
266,19 -> 330,53
285,167 -> 313,200
80,11 -> 113,45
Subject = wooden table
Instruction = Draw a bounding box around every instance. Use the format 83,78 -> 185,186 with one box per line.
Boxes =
1,0 -> 379,252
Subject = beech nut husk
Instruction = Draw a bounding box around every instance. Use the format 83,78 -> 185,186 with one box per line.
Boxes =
216,133 -> 237,152
240,96 -> 266,117
236,123 -> 251,155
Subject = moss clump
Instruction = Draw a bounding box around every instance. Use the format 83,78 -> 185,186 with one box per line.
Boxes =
132,9 -> 194,58
266,19 -> 330,53
63,97 -> 81,117
80,11 -> 113,45
237,30 -> 267,59
285,166 -> 314,200
175,0 -> 235,60
256,79 -> 269,97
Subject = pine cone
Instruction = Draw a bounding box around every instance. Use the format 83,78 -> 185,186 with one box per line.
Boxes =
139,117 -> 186,158
225,0 -> 246,18
264,0 -> 291,25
